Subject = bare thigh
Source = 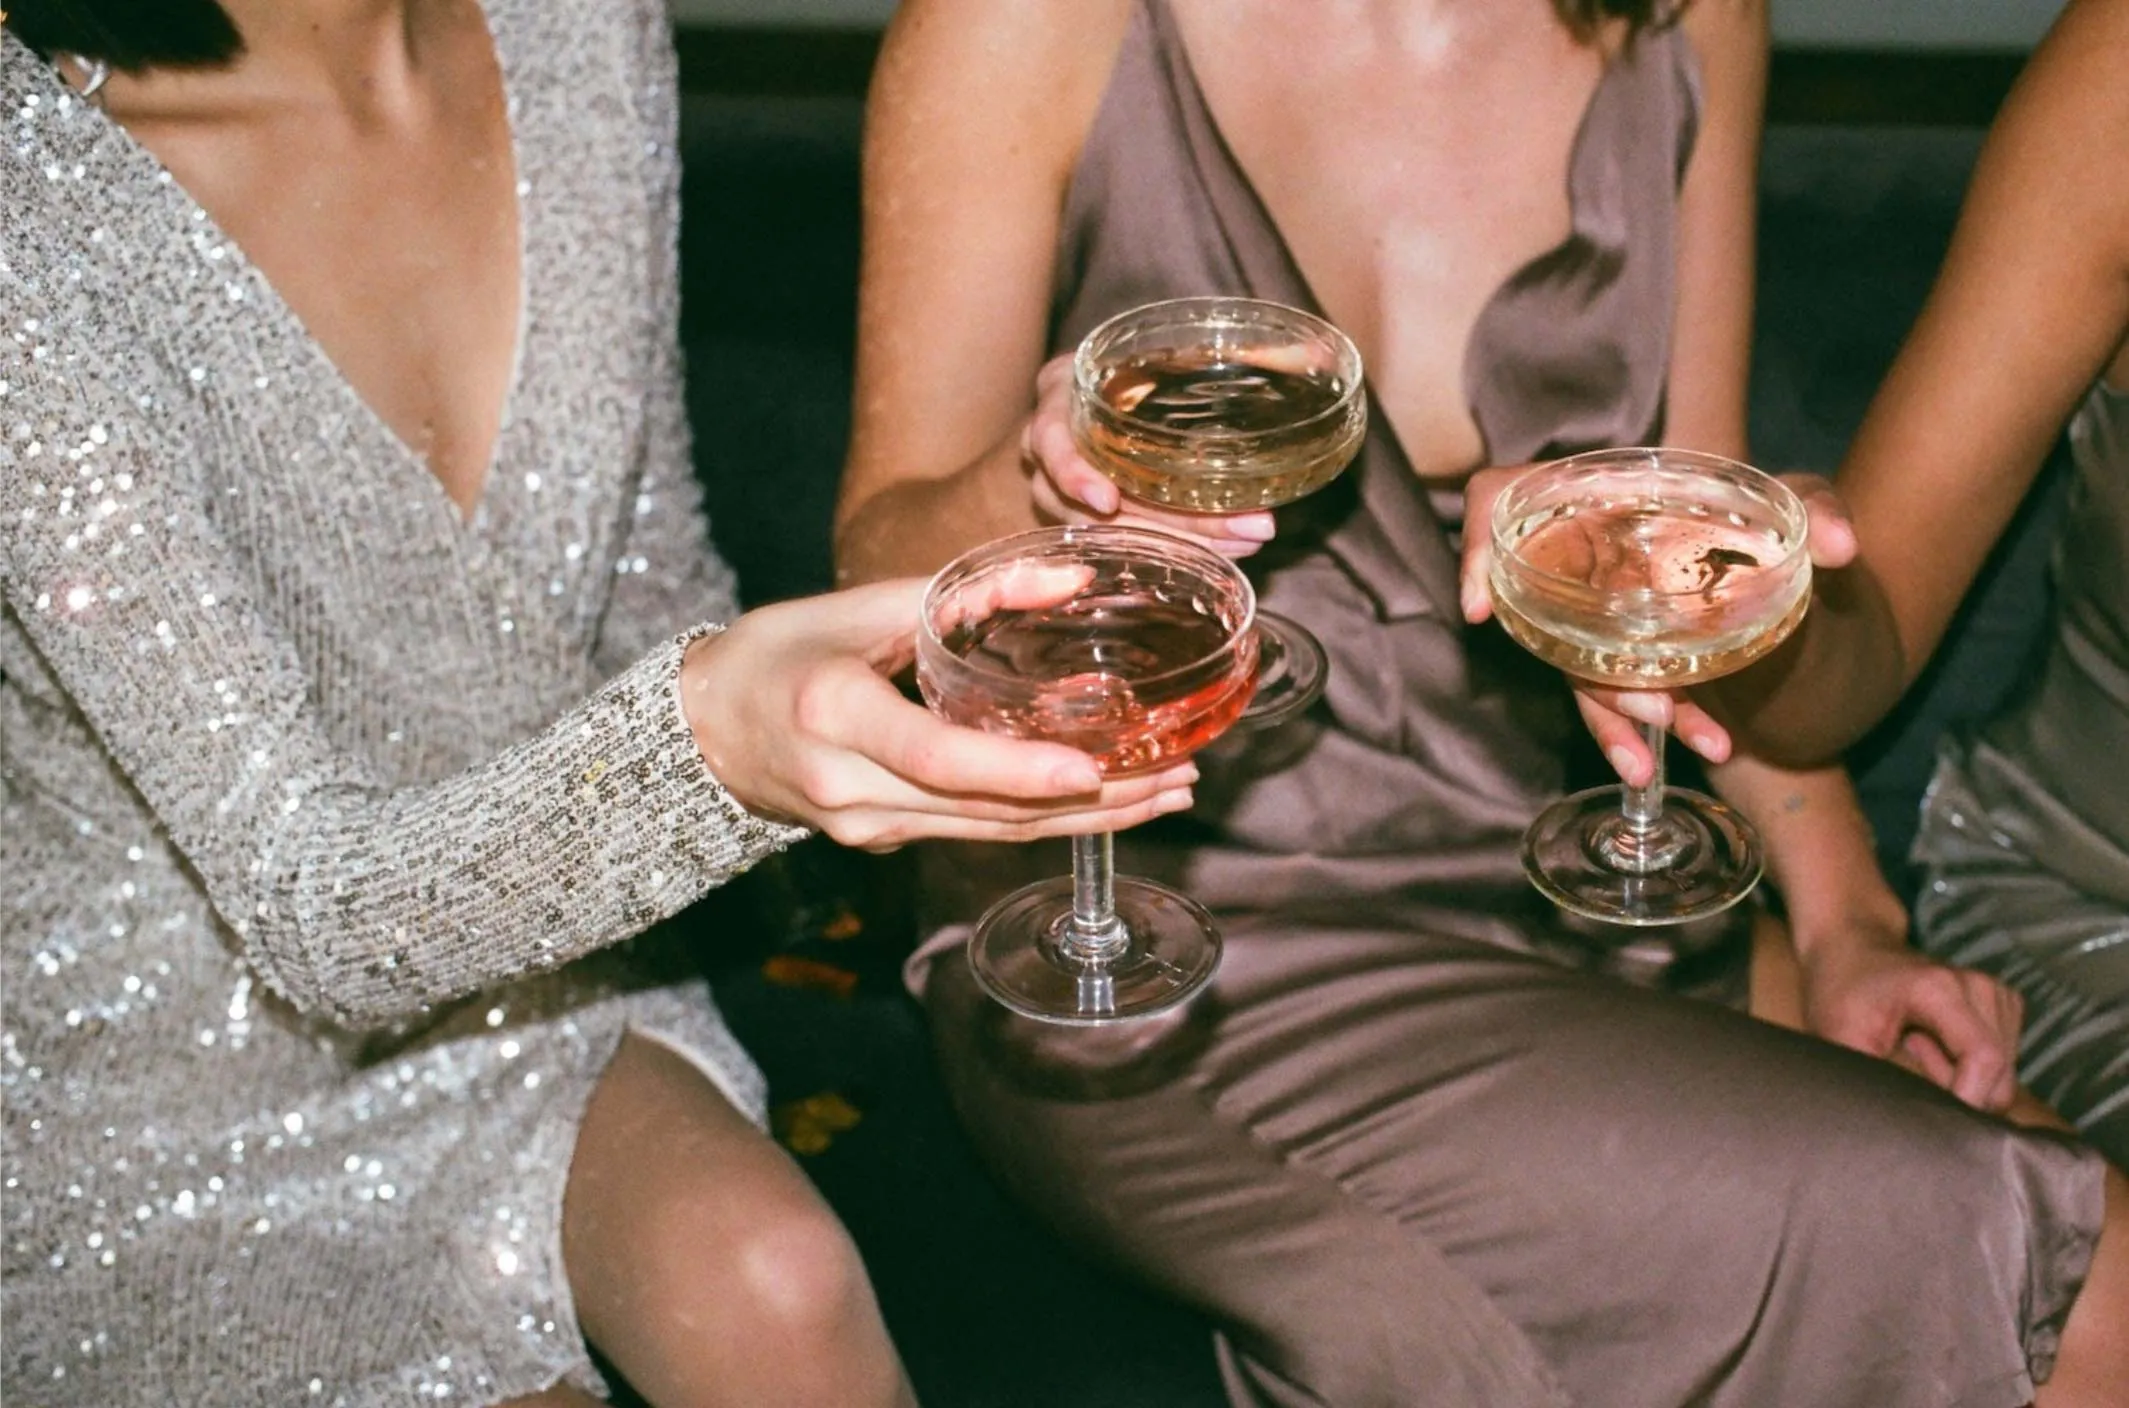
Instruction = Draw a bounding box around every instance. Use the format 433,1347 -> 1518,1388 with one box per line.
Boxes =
558,1031 -> 914,1408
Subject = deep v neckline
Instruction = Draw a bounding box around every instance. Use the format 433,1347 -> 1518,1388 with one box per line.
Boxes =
64,0 -> 532,537
1150,0 -> 1675,475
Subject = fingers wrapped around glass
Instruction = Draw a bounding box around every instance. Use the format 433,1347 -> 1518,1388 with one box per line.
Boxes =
1488,447 -> 1813,927
1069,296 -> 1366,729
918,525 -> 1260,1023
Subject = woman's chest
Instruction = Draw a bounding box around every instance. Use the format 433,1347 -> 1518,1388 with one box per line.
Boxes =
1170,3 -> 1615,477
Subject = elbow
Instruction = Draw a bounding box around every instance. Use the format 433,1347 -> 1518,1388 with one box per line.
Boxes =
1721,639 -> 1912,769
251,962 -> 437,1035
237,914 -> 452,1035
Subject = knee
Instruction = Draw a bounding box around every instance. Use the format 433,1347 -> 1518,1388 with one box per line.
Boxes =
715,1193 -> 875,1342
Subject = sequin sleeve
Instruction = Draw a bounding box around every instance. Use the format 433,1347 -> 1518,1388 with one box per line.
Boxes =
590,0 -> 748,673
0,289 -> 804,1030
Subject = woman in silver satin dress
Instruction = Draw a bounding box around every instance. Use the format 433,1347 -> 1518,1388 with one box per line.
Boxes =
837,0 -> 2129,1404
0,0 -> 1196,1403
1912,381 -> 2129,1167
1696,0 -> 2129,1168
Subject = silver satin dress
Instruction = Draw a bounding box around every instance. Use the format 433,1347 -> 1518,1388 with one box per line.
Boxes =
909,6 -> 2111,1406
1914,380 -> 2129,1166
1,2 -> 803,1402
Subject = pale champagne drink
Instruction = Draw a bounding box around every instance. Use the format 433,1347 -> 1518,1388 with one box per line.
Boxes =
1078,357 -> 1362,512
919,525 -> 1261,1022
1070,297 -> 1367,727
1489,448 -> 1812,926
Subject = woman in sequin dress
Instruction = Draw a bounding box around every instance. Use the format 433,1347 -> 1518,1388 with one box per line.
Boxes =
834,0 -> 2129,1403
0,0 -> 1199,1403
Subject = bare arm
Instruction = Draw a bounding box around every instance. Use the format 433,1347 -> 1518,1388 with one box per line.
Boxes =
1661,0 -> 1765,460
1711,756 -> 2023,1109
1654,0 -> 2018,1106
832,0 -> 1130,586
1707,0 -> 2129,763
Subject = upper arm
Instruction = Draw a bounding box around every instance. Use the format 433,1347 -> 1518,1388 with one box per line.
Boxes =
834,0 -> 1128,539
1838,0 -> 2129,680
1664,0 -> 1768,459
595,0 -> 742,664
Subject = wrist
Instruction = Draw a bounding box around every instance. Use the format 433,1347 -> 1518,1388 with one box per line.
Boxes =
678,625 -> 739,777
1786,888 -> 1910,967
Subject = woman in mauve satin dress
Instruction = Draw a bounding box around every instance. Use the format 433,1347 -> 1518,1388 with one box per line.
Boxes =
834,0 -> 2129,1404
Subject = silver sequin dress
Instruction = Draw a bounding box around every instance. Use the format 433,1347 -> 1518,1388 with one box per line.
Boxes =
0,3 -> 807,1402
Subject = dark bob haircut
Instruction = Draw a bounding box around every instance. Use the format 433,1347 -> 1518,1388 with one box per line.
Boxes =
3,0 -> 242,72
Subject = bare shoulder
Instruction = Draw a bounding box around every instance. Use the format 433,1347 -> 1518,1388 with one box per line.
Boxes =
1675,0 -> 1769,73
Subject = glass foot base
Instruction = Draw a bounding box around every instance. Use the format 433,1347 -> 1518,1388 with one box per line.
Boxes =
1522,785 -> 1763,927
968,876 -> 1222,1025
1237,611 -> 1328,730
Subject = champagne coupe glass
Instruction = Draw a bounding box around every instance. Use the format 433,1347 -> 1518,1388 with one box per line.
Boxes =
1070,296 -> 1367,729
1488,447 -> 1813,926
918,524 -> 1260,1023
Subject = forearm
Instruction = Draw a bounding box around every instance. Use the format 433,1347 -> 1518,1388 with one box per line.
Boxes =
232,638 -> 803,1026
1707,751 -> 1909,961
1697,556 -> 1913,767
834,433 -> 1043,586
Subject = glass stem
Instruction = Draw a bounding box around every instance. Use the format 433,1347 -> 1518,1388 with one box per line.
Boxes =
1063,832 -> 1130,965
1622,720 -> 1667,832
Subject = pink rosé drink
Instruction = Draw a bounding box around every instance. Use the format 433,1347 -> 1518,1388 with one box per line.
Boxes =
918,525 -> 1259,1023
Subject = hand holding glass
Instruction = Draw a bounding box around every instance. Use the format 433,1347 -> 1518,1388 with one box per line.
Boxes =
1487,447 -> 1812,926
1069,296 -> 1366,727
918,525 -> 1259,1023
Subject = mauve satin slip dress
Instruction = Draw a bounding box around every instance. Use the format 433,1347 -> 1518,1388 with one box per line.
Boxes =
905,6 -> 2110,1407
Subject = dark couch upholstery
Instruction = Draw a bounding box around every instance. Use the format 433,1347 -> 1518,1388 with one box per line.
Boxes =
663,97 -> 2064,1406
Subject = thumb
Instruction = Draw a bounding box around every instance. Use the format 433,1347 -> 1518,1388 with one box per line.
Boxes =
1777,472 -> 1858,569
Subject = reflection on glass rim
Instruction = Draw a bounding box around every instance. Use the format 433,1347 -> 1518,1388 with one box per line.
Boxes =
917,524 -> 1258,690
1490,447 -> 1810,601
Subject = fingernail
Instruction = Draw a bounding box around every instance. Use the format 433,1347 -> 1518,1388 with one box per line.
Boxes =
1229,516 -> 1277,542
1606,745 -> 1640,783
1155,787 -> 1195,813
1685,728 -> 1730,762
1460,583 -> 1486,622
1175,763 -> 1200,786
1053,761 -> 1103,792
1615,693 -> 1671,726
